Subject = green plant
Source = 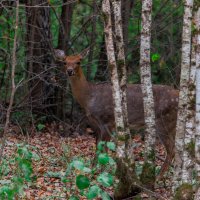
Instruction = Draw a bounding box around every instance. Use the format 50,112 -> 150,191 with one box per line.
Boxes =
0,144 -> 39,199
60,141 -> 117,200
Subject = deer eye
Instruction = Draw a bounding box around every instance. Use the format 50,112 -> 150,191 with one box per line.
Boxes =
76,62 -> 81,65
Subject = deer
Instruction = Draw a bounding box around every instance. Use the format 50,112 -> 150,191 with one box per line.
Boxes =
54,49 -> 179,178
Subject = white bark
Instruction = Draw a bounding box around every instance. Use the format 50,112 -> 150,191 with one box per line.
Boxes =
173,0 -> 193,191
111,0 -> 134,161
102,0 -> 126,158
102,2 -> 138,198
111,0 -> 129,133
182,43 -> 196,183
140,0 -> 156,158
195,7 -> 200,200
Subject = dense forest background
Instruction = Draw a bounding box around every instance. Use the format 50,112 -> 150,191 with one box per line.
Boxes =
0,0 -> 183,129
3,1 -> 198,199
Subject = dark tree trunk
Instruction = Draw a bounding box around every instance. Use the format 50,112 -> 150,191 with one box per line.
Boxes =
87,0 -> 98,80
94,36 -> 109,82
121,0 -> 134,56
57,0 -> 74,54
26,0 -> 55,115
56,0 -> 74,120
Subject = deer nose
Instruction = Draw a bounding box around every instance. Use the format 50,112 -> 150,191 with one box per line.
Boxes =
67,69 -> 74,76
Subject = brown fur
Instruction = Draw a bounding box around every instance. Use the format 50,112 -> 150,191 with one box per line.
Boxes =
56,52 -> 179,177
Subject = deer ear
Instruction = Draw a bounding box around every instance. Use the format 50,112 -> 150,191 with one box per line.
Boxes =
54,49 -> 66,61
80,47 -> 90,59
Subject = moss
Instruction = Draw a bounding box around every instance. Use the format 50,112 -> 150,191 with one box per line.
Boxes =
191,21 -> 198,35
117,59 -> 124,68
194,1 -> 200,11
114,158 -> 141,199
116,126 -> 124,132
140,161 -> 156,190
116,35 -> 122,43
108,63 -> 115,71
188,83 -> 195,91
117,59 -> 125,81
117,133 -> 129,142
147,149 -> 156,160
186,140 -> 195,158
189,97 -> 195,109
133,195 -> 143,200
102,12 -> 109,25
174,183 -> 194,200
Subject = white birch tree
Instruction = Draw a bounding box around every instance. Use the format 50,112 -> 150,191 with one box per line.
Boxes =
182,34 -> 196,185
111,0 -> 130,136
195,6 -> 200,200
102,0 -> 125,137
173,0 -> 194,193
102,0 -> 139,198
139,0 -> 156,187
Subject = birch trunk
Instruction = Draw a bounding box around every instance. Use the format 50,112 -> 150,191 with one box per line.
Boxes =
102,0 -> 139,198
173,0 -> 193,193
111,0 -> 133,161
111,0 -> 130,135
182,43 -> 196,184
195,7 -> 200,200
102,0 -> 125,136
139,0 -> 156,188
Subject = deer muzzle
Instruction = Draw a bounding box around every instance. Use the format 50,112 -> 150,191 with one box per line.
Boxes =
67,69 -> 75,76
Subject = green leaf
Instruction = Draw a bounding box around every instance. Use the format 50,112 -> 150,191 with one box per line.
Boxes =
69,196 -> 79,200
97,172 -> 113,187
32,152 -> 40,161
0,186 -> 15,200
100,191 -> 111,200
37,123 -> 45,131
151,53 -> 161,62
72,160 -> 85,171
108,157 -> 116,166
97,141 -> 106,151
45,171 -> 61,178
19,159 -> 33,181
86,185 -> 100,199
0,16 -> 7,23
76,175 -> 90,190
106,142 -> 116,151
17,146 -> 32,159
82,167 -> 92,173
0,180 -> 11,185
135,163 -> 143,176
98,153 -> 109,165
61,177 -> 70,183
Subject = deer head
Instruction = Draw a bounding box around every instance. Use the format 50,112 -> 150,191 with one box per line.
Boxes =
54,48 -> 90,77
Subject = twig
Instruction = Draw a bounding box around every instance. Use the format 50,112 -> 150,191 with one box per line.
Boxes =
0,0 -> 19,163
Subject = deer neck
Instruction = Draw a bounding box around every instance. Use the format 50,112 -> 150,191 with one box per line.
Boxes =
69,68 -> 90,108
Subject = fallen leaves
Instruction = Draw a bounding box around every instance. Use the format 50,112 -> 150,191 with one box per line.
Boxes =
0,123 -> 172,199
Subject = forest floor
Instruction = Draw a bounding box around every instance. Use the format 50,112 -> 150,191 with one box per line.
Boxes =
0,122 -> 172,200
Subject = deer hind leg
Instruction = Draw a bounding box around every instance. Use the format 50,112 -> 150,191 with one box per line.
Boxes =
157,131 -> 175,180
157,148 -> 174,180
87,114 -> 112,143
